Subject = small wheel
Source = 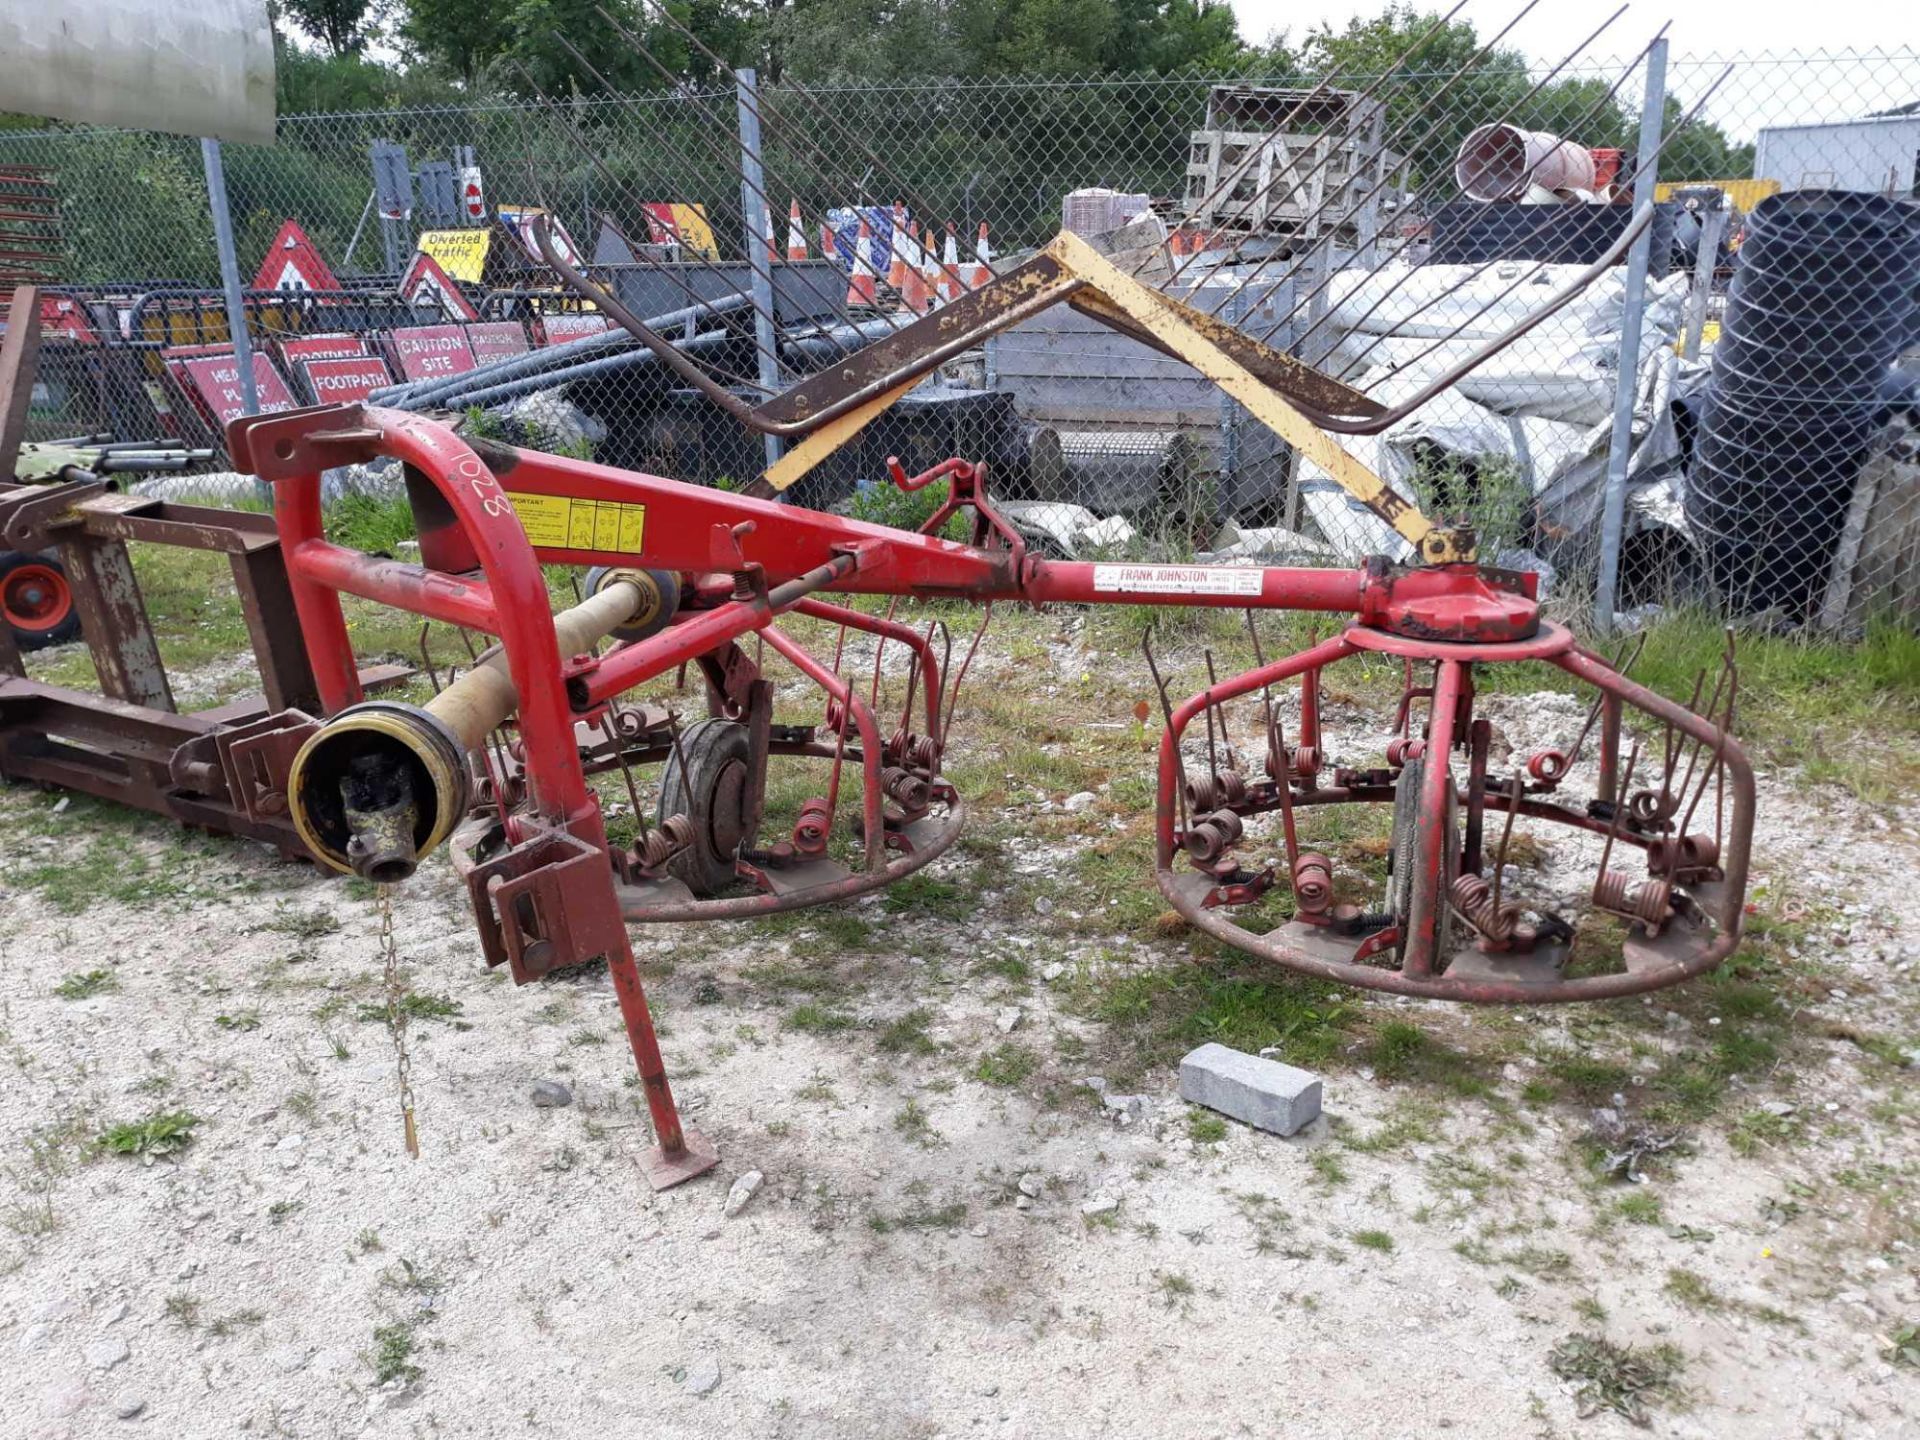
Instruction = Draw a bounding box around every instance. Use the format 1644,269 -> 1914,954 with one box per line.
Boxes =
583,566 -> 680,643
1388,756 -> 1456,963
657,718 -> 755,895
1,551 -> 80,651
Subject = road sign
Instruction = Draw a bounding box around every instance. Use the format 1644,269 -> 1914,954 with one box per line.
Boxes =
371,141 -> 413,221
251,220 -> 339,294
387,324 -> 477,382
300,355 -> 394,406
417,161 -> 457,227
460,166 -> 485,223
399,250 -> 480,320
177,352 -> 298,426
467,321 -> 531,365
415,230 -> 490,286
497,205 -> 582,269
276,333 -> 366,365
537,312 -> 610,346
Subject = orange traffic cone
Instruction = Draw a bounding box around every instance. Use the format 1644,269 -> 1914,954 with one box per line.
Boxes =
902,220 -> 932,314
845,214 -> 878,307
885,203 -> 909,296
763,205 -> 778,264
820,220 -> 838,264
965,221 -> 993,289
786,199 -> 807,262
938,222 -> 961,304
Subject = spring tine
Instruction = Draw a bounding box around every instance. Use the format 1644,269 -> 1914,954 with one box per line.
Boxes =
1202,648 -> 1223,785
1243,609 -> 1281,772
869,595 -> 900,716
941,601 -> 993,749
602,709 -> 650,845
1592,739 -> 1642,905
417,623 -> 444,696
1141,625 -> 1187,834
1490,773 -> 1523,915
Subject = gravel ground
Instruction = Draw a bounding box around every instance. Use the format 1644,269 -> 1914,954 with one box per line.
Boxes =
1,636 -> 1917,1440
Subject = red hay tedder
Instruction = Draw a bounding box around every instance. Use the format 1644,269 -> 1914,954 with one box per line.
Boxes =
1,215 -> 1752,1191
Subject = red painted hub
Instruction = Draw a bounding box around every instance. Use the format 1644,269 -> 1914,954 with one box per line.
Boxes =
1359,561 -> 1539,643
2,562 -> 73,634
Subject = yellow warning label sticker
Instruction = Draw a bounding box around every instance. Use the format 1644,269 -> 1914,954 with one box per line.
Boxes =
506,492 -> 645,553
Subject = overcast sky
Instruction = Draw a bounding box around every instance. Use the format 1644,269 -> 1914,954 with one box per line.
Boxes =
1224,0 -> 1916,139
1226,0 -> 1905,62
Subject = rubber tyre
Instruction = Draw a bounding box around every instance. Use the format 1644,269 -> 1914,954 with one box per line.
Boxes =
1388,756 -> 1456,963
1,550 -> 81,651
657,718 -> 755,896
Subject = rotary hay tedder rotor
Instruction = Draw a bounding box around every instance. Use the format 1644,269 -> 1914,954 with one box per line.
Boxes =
1,225 -> 1753,1190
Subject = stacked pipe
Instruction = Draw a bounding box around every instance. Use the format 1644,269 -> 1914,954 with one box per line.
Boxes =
1685,191 -> 1920,619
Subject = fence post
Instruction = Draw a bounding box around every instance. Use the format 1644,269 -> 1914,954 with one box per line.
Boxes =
734,67 -> 784,472
199,138 -> 258,418
1593,38 -> 1668,630
1680,204 -> 1730,360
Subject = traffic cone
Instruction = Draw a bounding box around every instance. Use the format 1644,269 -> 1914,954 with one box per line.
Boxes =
845,214 -> 878,307
903,221 -> 933,314
938,222 -> 961,304
966,221 -> 993,289
885,203 -> 910,296
763,205 -> 778,264
786,199 -> 808,262
820,220 -> 838,265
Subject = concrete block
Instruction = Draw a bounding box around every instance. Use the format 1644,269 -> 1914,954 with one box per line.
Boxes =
1178,1042 -> 1322,1137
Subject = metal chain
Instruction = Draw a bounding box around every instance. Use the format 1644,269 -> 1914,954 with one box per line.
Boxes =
377,884 -> 421,1158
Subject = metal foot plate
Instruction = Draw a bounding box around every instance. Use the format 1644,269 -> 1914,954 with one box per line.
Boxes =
636,1128 -> 721,1191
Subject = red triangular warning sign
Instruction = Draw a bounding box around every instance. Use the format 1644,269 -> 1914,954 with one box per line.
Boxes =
251,220 -> 339,294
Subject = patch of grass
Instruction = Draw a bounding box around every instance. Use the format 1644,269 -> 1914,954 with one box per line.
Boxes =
370,1321 -> 422,1385
328,492 -> 418,555
1154,1270 -> 1197,1312
1187,1110 -> 1228,1144
875,1008 -> 937,1056
1309,1150 -> 1349,1188
1663,1266 -> 1722,1310
1069,960 -> 1350,1085
784,1003 -> 857,1036
868,1200 -> 968,1233
98,1111 -> 198,1159
1884,1322 -> 1920,1369
1548,1332 -> 1685,1425
53,969 -> 117,1000
1351,1228 -> 1394,1253
973,1042 -> 1039,1087
1615,1190 -> 1664,1225
879,874 -> 973,921
354,993 -> 464,1024
893,1098 -> 936,1144
214,1010 -> 261,1032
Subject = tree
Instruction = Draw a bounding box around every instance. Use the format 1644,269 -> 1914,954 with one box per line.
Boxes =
1629,96 -> 1755,185
399,0 -> 516,87
1301,6 -> 1530,190
281,0 -> 382,56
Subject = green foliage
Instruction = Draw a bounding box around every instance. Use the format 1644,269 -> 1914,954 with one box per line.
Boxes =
371,1322 -> 423,1384
974,1041 -> 1039,1086
282,0 -> 381,57
326,493 -> 418,555
1548,1333 -> 1685,1425
53,969 -> 118,1000
98,1111 -> 200,1159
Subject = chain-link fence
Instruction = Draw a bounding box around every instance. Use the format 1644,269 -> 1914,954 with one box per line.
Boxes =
3,46 -> 1916,631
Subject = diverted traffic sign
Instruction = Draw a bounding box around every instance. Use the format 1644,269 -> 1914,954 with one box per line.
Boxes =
300,355 -> 394,405
414,231 -> 490,288
400,250 -> 480,320
388,324 -> 477,381
252,220 -> 339,294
